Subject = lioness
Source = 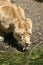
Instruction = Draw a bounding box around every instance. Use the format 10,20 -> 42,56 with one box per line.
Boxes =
0,0 -> 32,50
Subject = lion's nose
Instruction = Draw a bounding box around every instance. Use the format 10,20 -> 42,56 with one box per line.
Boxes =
25,43 -> 31,47
25,43 -> 30,50
25,43 -> 29,46
25,42 -> 31,46
23,43 -> 30,51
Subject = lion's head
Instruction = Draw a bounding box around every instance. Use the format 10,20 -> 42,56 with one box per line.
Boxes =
13,18 -> 32,50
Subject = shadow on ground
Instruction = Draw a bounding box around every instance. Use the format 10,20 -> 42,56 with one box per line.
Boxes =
35,0 -> 43,2
4,32 -> 24,52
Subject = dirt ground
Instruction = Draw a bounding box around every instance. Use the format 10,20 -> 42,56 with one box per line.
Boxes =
0,0 -> 43,51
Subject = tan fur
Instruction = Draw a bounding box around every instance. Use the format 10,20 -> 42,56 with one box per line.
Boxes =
0,0 -> 32,50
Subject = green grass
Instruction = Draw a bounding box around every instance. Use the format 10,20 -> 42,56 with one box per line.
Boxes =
0,46 -> 43,65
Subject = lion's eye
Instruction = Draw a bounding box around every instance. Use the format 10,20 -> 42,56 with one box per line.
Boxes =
17,33 -> 24,38
20,34 -> 23,36
18,34 -> 21,38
